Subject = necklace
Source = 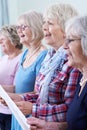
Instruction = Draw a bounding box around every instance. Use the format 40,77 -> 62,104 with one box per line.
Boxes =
26,45 -> 41,61
79,74 -> 87,96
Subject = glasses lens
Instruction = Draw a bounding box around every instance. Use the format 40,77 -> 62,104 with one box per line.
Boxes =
16,25 -> 29,30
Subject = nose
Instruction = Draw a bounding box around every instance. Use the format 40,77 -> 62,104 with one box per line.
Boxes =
42,22 -> 48,31
63,40 -> 69,50
17,28 -> 22,33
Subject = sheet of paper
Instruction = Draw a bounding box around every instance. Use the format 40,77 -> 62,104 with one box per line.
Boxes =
0,85 -> 30,130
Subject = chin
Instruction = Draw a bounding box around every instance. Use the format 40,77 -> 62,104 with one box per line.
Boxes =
67,60 -> 75,67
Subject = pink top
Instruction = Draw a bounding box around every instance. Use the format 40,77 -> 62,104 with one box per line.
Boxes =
0,53 -> 22,114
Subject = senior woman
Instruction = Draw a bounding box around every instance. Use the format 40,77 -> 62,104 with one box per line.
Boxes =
2,11 -> 47,130
63,15 -> 87,130
0,25 -> 23,130
3,3 -> 80,130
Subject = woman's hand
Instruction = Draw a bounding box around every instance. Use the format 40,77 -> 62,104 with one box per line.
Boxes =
27,117 -> 46,130
8,92 -> 22,102
0,92 -> 23,106
27,117 -> 67,130
0,96 -> 7,106
15,101 -> 32,115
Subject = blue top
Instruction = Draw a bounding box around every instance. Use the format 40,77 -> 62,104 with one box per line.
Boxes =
14,49 -> 47,93
66,74 -> 87,130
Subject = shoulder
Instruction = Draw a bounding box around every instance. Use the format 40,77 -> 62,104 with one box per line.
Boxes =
0,55 -> 8,61
20,49 -> 28,61
21,49 -> 28,57
36,49 -> 48,60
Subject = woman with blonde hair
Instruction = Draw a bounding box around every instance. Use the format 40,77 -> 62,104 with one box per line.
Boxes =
11,10 -> 47,130
1,3 -> 80,130
26,3 -> 80,130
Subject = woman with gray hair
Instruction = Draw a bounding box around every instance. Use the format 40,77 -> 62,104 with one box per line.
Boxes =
64,15 -> 87,130
0,25 -> 23,130
10,3 -> 80,130
1,4 -> 80,130
25,3 -> 80,130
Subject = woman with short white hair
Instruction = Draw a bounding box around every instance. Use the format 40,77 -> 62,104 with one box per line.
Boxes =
1,4 -> 80,130
64,15 -> 87,130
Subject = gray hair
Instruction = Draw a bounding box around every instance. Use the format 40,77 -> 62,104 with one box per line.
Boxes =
17,10 -> 44,41
65,15 -> 87,56
0,25 -> 23,49
44,3 -> 78,31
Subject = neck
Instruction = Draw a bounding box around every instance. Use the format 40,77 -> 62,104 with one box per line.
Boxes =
78,59 -> 87,73
26,43 -> 41,60
53,39 -> 64,51
28,41 -> 41,53
8,49 -> 22,59
82,66 -> 87,75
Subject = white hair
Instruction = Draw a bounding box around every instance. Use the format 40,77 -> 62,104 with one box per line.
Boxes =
44,3 -> 78,31
65,15 -> 87,56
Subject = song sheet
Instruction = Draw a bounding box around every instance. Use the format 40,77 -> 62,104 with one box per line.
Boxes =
0,85 -> 30,130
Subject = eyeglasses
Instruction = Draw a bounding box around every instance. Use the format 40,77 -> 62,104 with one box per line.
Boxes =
65,38 -> 81,45
16,25 -> 30,31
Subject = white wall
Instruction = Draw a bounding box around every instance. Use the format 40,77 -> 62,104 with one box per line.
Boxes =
8,0 -> 87,24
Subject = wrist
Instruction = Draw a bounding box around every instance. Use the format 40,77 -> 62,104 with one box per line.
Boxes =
19,95 -> 25,101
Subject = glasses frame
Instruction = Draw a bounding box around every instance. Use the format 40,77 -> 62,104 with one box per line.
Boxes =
65,38 -> 81,45
16,25 -> 30,31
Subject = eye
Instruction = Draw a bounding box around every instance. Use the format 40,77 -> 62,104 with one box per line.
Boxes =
65,38 -> 81,45
48,21 -> 54,25
16,26 -> 20,30
43,21 -> 46,24
68,39 -> 75,43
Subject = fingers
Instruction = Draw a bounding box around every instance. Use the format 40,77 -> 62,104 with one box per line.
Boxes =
27,117 -> 39,125
0,98 -> 7,106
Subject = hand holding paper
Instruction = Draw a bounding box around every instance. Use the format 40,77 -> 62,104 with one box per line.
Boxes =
0,85 -> 30,130
16,101 -> 32,115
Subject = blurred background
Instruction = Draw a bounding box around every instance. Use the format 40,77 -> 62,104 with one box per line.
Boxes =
0,0 -> 87,56
8,0 -> 87,24
0,0 -> 87,25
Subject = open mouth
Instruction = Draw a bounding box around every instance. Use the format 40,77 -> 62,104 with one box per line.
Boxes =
44,33 -> 51,37
21,34 -> 25,38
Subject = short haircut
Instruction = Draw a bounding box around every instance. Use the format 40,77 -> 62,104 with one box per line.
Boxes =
65,15 -> 87,56
44,3 -> 78,32
17,10 -> 44,41
0,25 -> 23,49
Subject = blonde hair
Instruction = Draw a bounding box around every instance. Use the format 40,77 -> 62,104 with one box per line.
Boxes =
44,3 -> 78,31
0,25 -> 23,49
17,10 -> 44,41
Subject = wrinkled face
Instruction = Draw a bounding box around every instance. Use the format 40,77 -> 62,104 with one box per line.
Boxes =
16,19 -> 32,46
64,30 -> 83,68
42,17 -> 64,50
0,34 -> 15,54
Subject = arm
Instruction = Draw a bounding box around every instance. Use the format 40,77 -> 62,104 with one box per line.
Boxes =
7,91 -> 38,103
2,85 -> 15,93
31,67 -> 80,121
15,66 -> 79,120
0,91 -> 38,108
27,117 -> 67,130
16,67 -> 80,120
